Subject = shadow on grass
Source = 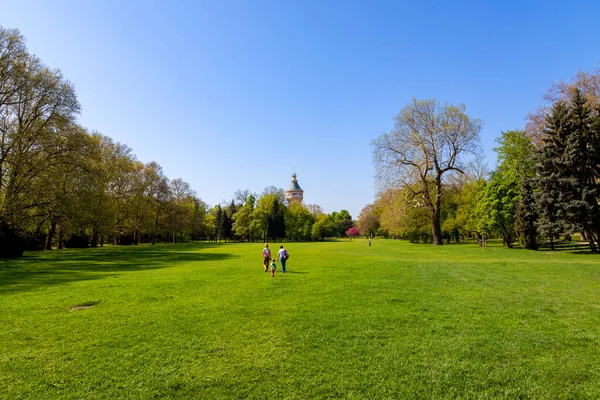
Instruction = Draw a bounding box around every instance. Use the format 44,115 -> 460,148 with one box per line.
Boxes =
0,243 -> 238,294
538,241 -> 595,254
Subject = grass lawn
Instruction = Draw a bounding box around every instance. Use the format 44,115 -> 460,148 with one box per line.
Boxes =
1,239 -> 600,399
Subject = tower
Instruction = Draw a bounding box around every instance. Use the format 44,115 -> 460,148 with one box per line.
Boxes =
286,172 -> 304,204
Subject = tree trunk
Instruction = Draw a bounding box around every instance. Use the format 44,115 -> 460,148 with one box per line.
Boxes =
431,179 -> 443,245
45,221 -> 57,250
586,228 -> 597,253
57,225 -> 64,249
100,235 -> 104,247
152,212 -> 159,245
91,228 -> 98,247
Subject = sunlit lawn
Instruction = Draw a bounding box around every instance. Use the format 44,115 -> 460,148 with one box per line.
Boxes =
1,239 -> 600,399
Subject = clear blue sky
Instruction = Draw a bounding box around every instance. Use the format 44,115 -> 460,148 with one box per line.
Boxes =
4,1 -> 600,219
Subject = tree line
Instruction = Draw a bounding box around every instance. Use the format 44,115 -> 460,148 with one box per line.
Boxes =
368,66 -> 600,252
0,28 -> 212,257
0,27 -> 359,257
204,188 -> 354,244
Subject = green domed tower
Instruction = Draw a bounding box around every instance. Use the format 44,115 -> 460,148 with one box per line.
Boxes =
286,172 -> 304,204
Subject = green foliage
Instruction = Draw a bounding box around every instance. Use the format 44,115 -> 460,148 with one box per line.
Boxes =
373,98 -> 483,244
357,204 -> 380,238
285,202 -> 314,241
474,131 -> 536,248
535,90 -> 600,252
311,214 -> 336,241
515,180 -> 538,250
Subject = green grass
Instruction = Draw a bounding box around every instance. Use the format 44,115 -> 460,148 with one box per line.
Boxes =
1,239 -> 600,399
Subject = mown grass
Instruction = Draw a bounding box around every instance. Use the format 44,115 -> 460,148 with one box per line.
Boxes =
1,239 -> 600,399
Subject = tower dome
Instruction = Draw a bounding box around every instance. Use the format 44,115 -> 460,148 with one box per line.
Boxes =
286,172 -> 304,204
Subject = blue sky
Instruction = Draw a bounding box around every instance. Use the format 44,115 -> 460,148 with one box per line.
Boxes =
3,1 -> 600,219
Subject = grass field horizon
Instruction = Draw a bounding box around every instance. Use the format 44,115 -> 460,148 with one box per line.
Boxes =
2,239 -> 600,398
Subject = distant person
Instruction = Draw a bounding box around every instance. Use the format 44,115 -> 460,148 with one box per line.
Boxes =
277,245 -> 289,273
262,244 -> 271,272
270,259 -> 277,277
368,237 -> 371,246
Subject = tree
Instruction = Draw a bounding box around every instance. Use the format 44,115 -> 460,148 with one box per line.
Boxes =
311,214 -> 335,241
375,188 -> 415,239
345,226 -> 360,240
373,98 -> 483,245
534,103 -> 569,250
478,131 -> 536,248
357,204 -> 380,238
515,180 -> 538,250
215,204 -> 224,242
0,28 -> 80,254
261,186 -> 286,204
165,178 -> 197,243
232,194 -> 257,241
285,202 -> 314,241
535,90 -> 600,252
306,204 -> 324,217
526,64 -> 600,145
267,198 -> 286,241
233,189 -> 253,207
331,209 -> 353,237
253,193 -> 287,242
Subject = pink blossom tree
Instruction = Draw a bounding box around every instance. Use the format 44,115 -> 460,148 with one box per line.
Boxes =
345,227 -> 360,240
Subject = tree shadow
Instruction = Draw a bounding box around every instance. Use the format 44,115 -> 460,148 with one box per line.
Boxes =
0,243 -> 238,294
538,241 -> 594,253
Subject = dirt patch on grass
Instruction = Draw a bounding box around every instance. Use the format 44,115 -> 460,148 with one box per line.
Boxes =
69,301 -> 100,311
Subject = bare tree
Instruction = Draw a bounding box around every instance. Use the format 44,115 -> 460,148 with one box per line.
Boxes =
526,64 -> 600,145
305,204 -> 324,217
372,98 -> 482,245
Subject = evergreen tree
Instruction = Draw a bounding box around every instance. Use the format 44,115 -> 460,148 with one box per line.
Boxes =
267,199 -> 286,241
535,102 -> 569,250
535,90 -> 600,252
223,200 -> 236,241
215,205 -> 224,242
560,90 -> 600,251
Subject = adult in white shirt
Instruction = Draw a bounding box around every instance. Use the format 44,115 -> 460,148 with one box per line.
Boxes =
277,245 -> 289,273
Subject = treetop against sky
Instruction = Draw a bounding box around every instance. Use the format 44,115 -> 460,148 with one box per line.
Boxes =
3,0 -> 600,218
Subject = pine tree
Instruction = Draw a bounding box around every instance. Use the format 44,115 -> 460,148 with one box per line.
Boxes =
561,90 -> 600,252
215,205 -> 224,242
534,90 -> 600,252
223,200 -> 236,241
267,199 -> 286,241
535,102 -> 569,250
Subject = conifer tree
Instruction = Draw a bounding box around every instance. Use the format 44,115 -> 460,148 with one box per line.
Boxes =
535,102 -> 569,250
215,205 -> 224,242
560,90 -> 600,251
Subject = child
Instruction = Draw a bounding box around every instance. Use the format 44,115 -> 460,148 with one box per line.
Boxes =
270,258 -> 277,277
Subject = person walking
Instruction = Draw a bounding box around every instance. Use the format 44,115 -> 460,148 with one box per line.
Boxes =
270,258 -> 277,277
277,245 -> 289,273
262,244 -> 271,272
